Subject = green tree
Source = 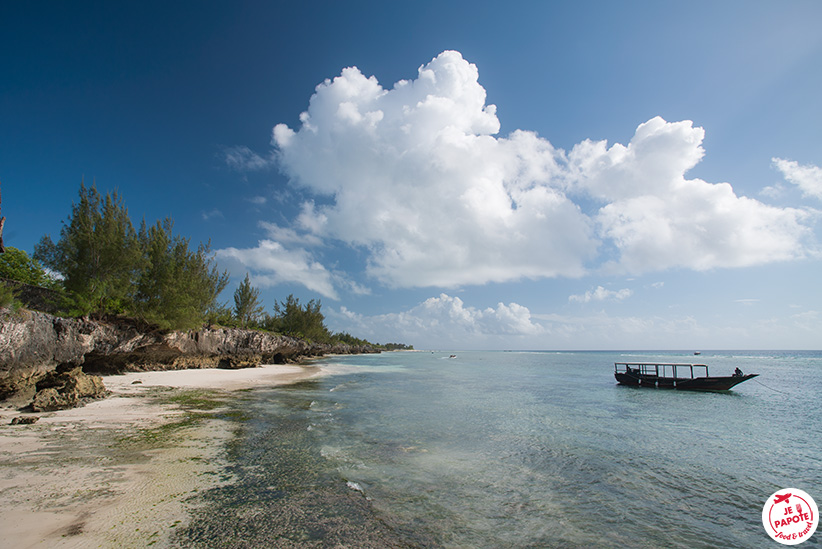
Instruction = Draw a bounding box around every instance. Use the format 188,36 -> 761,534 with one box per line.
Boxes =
34,182 -> 228,328
206,301 -> 236,327
269,294 -> 331,342
233,273 -> 264,328
383,342 -> 414,351
133,218 -> 229,330
0,284 -> 20,309
35,182 -> 143,315
0,247 -> 58,287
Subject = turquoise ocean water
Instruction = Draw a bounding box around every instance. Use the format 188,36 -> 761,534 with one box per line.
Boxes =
181,350 -> 822,548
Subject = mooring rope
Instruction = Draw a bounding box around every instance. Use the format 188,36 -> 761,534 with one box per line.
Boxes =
752,378 -> 790,394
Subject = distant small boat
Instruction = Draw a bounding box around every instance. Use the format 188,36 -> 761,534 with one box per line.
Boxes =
614,362 -> 758,391
694,351 -> 701,355
449,354 -> 457,359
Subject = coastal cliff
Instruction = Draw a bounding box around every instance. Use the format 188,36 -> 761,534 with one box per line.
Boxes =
0,308 -> 377,410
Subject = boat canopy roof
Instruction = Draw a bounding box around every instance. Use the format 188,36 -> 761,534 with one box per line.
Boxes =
614,362 -> 707,367
614,362 -> 709,378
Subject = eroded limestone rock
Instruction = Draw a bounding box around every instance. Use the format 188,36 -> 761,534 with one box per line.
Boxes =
0,307 -> 378,410
31,365 -> 107,412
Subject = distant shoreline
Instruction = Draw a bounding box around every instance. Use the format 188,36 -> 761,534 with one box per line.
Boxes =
0,363 -> 323,547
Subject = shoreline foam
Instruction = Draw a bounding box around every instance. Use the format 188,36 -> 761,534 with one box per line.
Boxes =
0,364 -> 322,548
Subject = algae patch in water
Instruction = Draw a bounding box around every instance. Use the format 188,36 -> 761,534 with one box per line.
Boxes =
165,389 -> 229,411
112,388 -> 229,450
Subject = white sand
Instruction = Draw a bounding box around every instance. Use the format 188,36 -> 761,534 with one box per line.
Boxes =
103,363 -> 322,391
0,364 -> 323,548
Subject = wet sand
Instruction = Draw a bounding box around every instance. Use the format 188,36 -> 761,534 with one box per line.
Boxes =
0,364 -> 322,549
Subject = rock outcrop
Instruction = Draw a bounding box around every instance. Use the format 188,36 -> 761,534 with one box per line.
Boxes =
0,308 -> 378,408
10,415 -> 39,425
31,364 -> 108,411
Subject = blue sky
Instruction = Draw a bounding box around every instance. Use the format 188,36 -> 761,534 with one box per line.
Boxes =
2,1 -> 821,349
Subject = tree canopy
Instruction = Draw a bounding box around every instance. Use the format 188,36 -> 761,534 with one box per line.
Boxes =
35,182 -> 228,329
264,294 -> 331,342
0,246 -> 57,288
35,183 -> 142,314
233,273 -> 264,328
132,218 -> 229,329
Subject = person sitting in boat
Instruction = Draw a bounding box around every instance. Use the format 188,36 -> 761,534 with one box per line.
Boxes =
734,367 -> 744,377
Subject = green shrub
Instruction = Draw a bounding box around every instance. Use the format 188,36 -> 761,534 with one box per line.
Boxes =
0,283 -> 22,311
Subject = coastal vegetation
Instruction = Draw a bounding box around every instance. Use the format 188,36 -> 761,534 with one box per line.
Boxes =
0,246 -> 58,288
33,183 -> 228,330
266,294 -> 329,341
0,246 -> 57,310
2,181 -> 410,350
233,273 -> 263,328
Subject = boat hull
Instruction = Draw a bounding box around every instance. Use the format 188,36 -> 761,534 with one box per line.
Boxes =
674,374 -> 758,391
614,372 -> 758,391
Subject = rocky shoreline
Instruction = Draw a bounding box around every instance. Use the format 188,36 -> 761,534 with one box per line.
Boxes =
0,308 -> 378,411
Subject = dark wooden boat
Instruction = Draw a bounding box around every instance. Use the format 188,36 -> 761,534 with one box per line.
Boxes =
614,362 -> 758,391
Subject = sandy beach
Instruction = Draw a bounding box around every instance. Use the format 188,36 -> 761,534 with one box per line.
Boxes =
0,364 -> 323,549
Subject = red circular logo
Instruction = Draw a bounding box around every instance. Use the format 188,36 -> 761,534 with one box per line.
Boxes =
762,488 -> 818,545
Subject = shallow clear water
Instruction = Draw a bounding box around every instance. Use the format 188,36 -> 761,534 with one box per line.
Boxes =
181,351 -> 822,548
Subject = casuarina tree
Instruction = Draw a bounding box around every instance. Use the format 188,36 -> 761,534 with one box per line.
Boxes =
35,182 -> 143,315
233,273 -> 264,328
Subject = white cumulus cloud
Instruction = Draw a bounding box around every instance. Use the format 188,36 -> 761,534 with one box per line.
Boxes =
773,157 -> 822,201
224,50 -> 816,296
215,240 -> 339,299
570,117 -> 812,273
569,286 -> 633,303
328,293 -> 545,348
272,51 -> 597,288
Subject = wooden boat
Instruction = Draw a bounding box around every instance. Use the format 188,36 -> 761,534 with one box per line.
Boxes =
614,362 -> 758,391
